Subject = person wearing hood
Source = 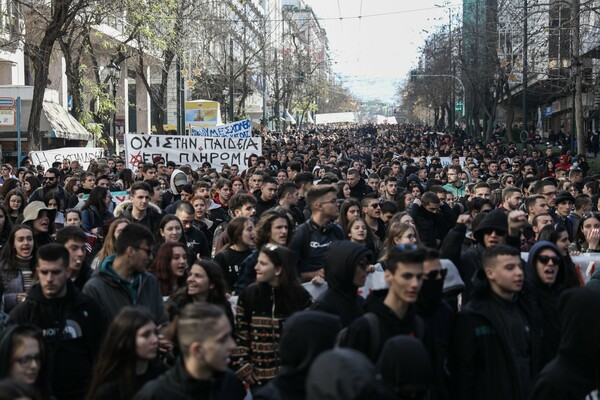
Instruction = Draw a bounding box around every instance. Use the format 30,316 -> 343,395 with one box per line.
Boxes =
311,241 -> 373,327
10,243 -> 107,400
376,336 -> 432,400
254,311 -> 342,400
83,223 -> 168,325
306,348 -> 387,400
160,168 -> 187,210
453,209 -> 524,302
525,241 -> 566,357
449,245 -> 546,400
529,288 -> 600,400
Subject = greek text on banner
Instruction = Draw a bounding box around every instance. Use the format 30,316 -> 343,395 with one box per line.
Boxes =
190,119 -> 251,138
30,147 -> 104,170
124,134 -> 262,171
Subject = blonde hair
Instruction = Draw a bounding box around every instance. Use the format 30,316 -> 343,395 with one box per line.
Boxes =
380,222 -> 421,261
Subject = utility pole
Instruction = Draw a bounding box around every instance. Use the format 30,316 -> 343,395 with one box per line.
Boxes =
449,8 -> 455,131
523,0 -> 528,133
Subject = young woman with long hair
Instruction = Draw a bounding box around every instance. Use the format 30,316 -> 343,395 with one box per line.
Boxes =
148,242 -> 188,299
23,176 -> 41,200
378,222 -> 421,266
213,216 -> 255,292
233,207 -> 295,294
3,189 -> 25,225
0,225 -> 35,312
337,198 -> 362,235
91,218 -> 130,270
166,260 -> 234,328
571,211 -> 600,253
0,325 -> 48,400
0,179 -> 20,202
81,187 -> 113,236
232,244 -> 312,389
85,307 -> 163,400
347,217 -> 379,259
116,169 -> 135,191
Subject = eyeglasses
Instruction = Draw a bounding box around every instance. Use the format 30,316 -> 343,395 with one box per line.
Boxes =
424,268 -> 448,280
537,255 -> 560,265
13,354 -> 41,368
369,203 -> 381,209
135,246 -> 152,256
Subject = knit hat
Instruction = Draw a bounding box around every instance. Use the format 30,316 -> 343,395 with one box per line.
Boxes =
22,201 -> 56,223
473,209 -> 508,243
556,190 -> 575,205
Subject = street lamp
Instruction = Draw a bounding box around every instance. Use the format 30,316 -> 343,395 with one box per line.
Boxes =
105,60 -> 121,155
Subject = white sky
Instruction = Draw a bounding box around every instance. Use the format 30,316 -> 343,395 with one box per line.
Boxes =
309,1 -> 462,104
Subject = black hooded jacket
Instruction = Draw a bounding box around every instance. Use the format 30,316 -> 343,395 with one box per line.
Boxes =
349,178 -> 374,201
306,348 -> 387,400
344,289 -> 431,363
524,241 -> 566,357
254,311 -> 342,400
377,336 -> 432,400
529,288 -> 600,400
311,241 -> 372,327
449,284 -> 546,400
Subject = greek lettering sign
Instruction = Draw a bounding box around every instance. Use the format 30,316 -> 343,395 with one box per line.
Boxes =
190,119 -> 251,138
29,147 -> 104,170
124,134 -> 262,170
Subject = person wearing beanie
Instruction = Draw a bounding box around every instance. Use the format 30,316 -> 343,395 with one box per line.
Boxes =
553,190 -> 575,241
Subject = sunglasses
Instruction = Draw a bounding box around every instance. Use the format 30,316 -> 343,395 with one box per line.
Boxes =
425,268 -> 448,280
482,228 -> 506,236
370,203 -> 381,209
537,255 -> 560,265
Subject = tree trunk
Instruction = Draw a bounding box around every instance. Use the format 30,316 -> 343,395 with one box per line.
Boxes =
572,0 -> 585,155
27,39 -> 55,151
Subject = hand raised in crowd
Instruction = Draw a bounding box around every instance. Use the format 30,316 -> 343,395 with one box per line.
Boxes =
507,210 -> 527,236
456,214 -> 471,225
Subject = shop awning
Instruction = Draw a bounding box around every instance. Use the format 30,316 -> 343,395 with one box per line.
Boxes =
42,102 -> 93,141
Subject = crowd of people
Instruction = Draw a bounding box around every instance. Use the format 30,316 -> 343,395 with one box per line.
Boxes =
0,123 -> 597,399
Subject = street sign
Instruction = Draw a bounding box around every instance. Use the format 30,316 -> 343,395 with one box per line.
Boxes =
0,109 -> 15,126
0,97 -> 15,107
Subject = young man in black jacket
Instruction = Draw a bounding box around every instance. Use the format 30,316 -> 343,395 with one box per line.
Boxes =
343,246 -> 430,362
134,303 -> 245,400
10,244 -> 107,400
450,245 -> 546,400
